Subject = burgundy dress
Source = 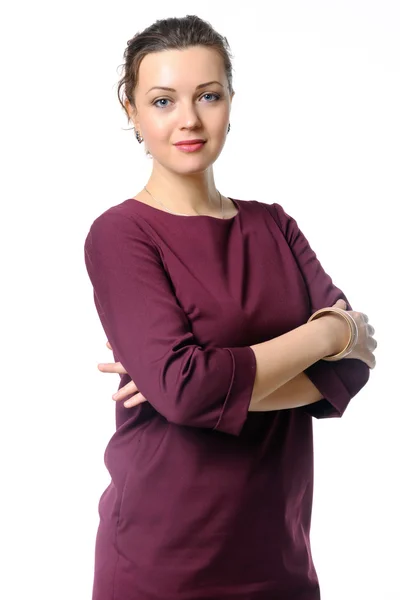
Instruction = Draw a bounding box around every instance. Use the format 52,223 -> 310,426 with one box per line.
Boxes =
84,197 -> 369,600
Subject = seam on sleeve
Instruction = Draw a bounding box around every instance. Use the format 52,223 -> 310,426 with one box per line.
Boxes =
213,348 -> 236,431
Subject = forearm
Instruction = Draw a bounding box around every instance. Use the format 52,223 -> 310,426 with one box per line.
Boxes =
249,371 -> 323,412
248,315 -> 346,408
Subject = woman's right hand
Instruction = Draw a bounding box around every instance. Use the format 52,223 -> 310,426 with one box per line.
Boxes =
320,299 -> 377,369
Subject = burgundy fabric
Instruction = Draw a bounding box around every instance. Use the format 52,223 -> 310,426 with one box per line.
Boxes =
84,197 -> 369,599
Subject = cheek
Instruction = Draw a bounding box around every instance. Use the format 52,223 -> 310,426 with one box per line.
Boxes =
209,110 -> 229,133
211,122 -> 229,144
145,119 -> 172,142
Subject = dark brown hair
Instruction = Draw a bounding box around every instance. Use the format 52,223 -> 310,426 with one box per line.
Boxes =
116,14 -> 235,130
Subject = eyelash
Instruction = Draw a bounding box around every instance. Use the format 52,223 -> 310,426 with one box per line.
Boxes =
152,93 -> 221,109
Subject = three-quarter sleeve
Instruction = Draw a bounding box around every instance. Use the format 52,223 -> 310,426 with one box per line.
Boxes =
84,211 -> 256,435
269,202 -> 370,418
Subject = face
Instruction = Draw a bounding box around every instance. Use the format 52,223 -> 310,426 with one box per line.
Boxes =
125,46 -> 234,174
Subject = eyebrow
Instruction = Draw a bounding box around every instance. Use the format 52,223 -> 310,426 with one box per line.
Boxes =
146,81 -> 223,95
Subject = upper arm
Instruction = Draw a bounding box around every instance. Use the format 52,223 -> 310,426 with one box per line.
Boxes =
271,202 -> 370,418
84,211 -> 256,434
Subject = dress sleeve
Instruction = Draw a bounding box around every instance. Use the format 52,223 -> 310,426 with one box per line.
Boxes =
270,202 -> 370,419
84,211 -> 256,435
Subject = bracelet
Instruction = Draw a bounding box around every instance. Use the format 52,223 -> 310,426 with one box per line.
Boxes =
307,307 -> 359,361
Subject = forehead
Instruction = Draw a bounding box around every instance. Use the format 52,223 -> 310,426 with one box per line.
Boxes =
137,46 -> 225,91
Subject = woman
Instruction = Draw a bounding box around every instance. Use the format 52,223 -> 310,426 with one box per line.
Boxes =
84,14 -> 377,600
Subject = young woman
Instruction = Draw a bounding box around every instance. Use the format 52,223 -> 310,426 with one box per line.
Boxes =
84,14 -> 377,600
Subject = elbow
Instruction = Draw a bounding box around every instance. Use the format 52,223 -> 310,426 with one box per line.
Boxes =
155,348 -> 221,429
155,365 -> 197,427
303,358 -> 371,420
149,346 -> 250,432
165,411 -> 190,428
162,395 -> 205,428
341,358 -> 371,397
159,387 -> 221,430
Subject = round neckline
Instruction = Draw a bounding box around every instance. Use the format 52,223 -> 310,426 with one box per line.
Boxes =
127,196 -> 241,222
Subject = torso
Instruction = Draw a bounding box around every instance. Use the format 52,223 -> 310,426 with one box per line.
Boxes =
86,197 -> 322,598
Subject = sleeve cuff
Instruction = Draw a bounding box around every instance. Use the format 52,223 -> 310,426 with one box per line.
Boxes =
303,358 -> 370,418
214,346 -> 257,435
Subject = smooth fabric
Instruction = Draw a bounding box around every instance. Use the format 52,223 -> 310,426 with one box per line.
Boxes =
84,197 -> 370,599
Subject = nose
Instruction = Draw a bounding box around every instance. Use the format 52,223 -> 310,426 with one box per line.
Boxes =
178,100 -> 202,130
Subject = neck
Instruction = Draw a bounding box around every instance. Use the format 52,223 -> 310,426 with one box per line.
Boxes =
146,166 -> 220,215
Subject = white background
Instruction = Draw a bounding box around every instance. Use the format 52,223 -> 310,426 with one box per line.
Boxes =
1,1 -> 399,598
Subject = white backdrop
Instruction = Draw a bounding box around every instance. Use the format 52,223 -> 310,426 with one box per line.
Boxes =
1,1 -> 399,599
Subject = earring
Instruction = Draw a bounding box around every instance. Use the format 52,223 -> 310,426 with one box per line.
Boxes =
135,128 -> 143,143
227,123 -> 231,134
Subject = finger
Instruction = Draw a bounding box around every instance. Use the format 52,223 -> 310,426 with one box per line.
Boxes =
365,350 -> 376,369
98,362 -> 127,374
368,337 -> 378,351
334,299 -> 347,308
106,340 -> 112,350
124,393 -> 148,408
113,381 -> 138,401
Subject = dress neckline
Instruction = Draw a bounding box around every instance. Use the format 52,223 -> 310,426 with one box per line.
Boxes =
126,196 -> 241,222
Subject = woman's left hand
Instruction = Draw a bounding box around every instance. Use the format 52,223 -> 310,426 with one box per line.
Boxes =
97,341 -> 148,408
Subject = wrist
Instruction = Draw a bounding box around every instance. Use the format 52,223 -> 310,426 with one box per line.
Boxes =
319,313 -> 351,356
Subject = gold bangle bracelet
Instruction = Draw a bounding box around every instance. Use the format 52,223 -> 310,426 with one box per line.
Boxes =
307,307 -> 358,361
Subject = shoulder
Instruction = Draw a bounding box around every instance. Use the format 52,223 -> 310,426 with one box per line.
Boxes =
87,199 -> 153,238
239,199 -> 292,227
84,200 -> 158,254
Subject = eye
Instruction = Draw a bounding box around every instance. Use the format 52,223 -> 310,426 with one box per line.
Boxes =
153,98 -> 170,108
202,93 -> 220,102
152,93 -> 221,109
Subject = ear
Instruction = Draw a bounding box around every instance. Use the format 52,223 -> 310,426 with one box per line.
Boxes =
124,99 -> 138,125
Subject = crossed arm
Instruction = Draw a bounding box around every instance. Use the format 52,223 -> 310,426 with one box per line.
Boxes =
103,344 -> 323,412
249,371 -> 323,411
88,205 -> 369,430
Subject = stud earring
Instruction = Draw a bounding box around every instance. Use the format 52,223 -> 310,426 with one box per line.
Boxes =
227,123 -> 231,134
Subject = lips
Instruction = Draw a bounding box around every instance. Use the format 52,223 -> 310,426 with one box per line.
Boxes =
174,139 -> 205,146
174,142 -> 205,153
